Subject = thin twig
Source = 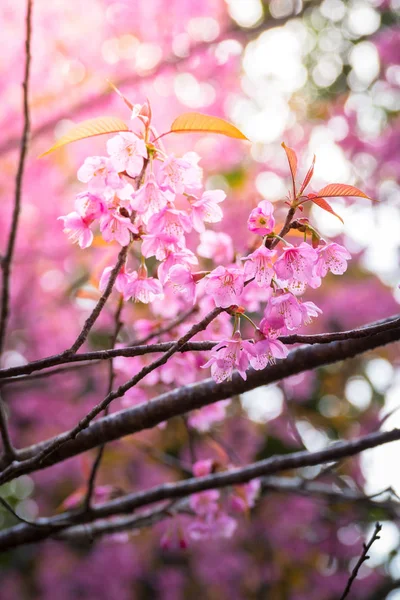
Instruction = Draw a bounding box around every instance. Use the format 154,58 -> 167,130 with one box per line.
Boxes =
0,394 -> 16,461
83,296 -> 124,511
339,522 -> 382,600
1,314 -> 399,382
129,306 -> 198,346
68,246 -> 129,354
0,0 -> 33,354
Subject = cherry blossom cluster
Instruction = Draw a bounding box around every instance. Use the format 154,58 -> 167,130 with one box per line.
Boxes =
161,459 -> 260,548
58,103 -> 352,390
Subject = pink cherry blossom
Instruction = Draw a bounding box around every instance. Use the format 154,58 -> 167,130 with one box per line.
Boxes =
299,300 -> 323,325
197,230 -> 234,264
141,232 -> 180,261
166,265 -> 197,305
74,191 -> 106,219
190,490 -> 220,517
189,189 -> 226,232
247,333 -> 289,370
315,242 -> 351,278
263,292 -> 304,332
77,156 -> 121,193
99,265 -> 132,300
157,248 -> 198,284
58,212 -> 93,249
147,205 -> 192,246
188,400 -> 231,432
130,173 -> 172,224
243,245 -> 275,287
202,331 -> 252,382
274,242 -> 318,288
106,132 -> 147,177
247,200 -> 275,235
204,265 -> 244,308
231,479 -> 261,512
126,266 -> 164,304
100,211 -> 138,246
192,460 -> 214,477
187,513 -> 237,541
158,152 -> 202,194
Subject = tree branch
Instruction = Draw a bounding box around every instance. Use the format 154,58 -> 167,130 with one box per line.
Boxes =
0,436 -> 397,552
1,314 -> 399,382
0,0 -> 33,354
0,323 -> 398,482
339,522 -> 382,600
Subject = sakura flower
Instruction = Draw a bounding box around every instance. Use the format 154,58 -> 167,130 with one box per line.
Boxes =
187,513 -> 237,541
107,132 -> 147,177
298,300 -> 322,325
99,265 -> 132,300
188,400 -> 231,432
58,212 -> 93,249
77,156 -> 121,193
204,265 -> 244,308
141,232 -> 180,261
158,248 -> 198,284
202,331 -> 252,382
314,242 -> 351,279
192,460 -> 214,477
126,265 -> 163,304
158,152 -> 202,194
188,189 -> 226,233
100,211 -> 138,246
131,173 -> 172,224
74,191 -> 106,220
247,331 -> 289,370
247,200 -> 275,235
197,230 -> 234,264
242,245 -> 275,287
263,293 -> 304,332
231,479 -> 261,513
166,265 -> 197,305
274,242 -> 318,288
190,490 -> 220,517
147,205 -> 192,246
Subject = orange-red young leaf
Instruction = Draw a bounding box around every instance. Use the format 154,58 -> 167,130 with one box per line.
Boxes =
170,112 -> 248,140
309,195 -> 344,224
38,116 -> 130,157
281,142 -> 297,193
299,155 -> 316,196
316,183 -> 369,199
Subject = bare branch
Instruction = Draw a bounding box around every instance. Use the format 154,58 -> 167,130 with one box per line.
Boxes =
67,245 -> 129,354
0,322 -> 398,482
0,0 -> 33,353
339,522 -> 382,600
83,295 -> 124,511
1,314 -> 399,382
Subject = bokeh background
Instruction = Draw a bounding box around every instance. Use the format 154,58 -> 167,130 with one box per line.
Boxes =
0,0 -> 399,598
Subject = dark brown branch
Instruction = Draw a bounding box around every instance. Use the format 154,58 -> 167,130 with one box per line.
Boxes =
0,394 -> 16,461
0,308 -> 224,485
0,431 -> 398,552
0,0 -> 33,354
83,295 -> 124,511
1,314 -> 399,382
68,245 -> 129,353
129,306 -> 198,346
0,323 -> 398,482
339,522 -> 382,600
